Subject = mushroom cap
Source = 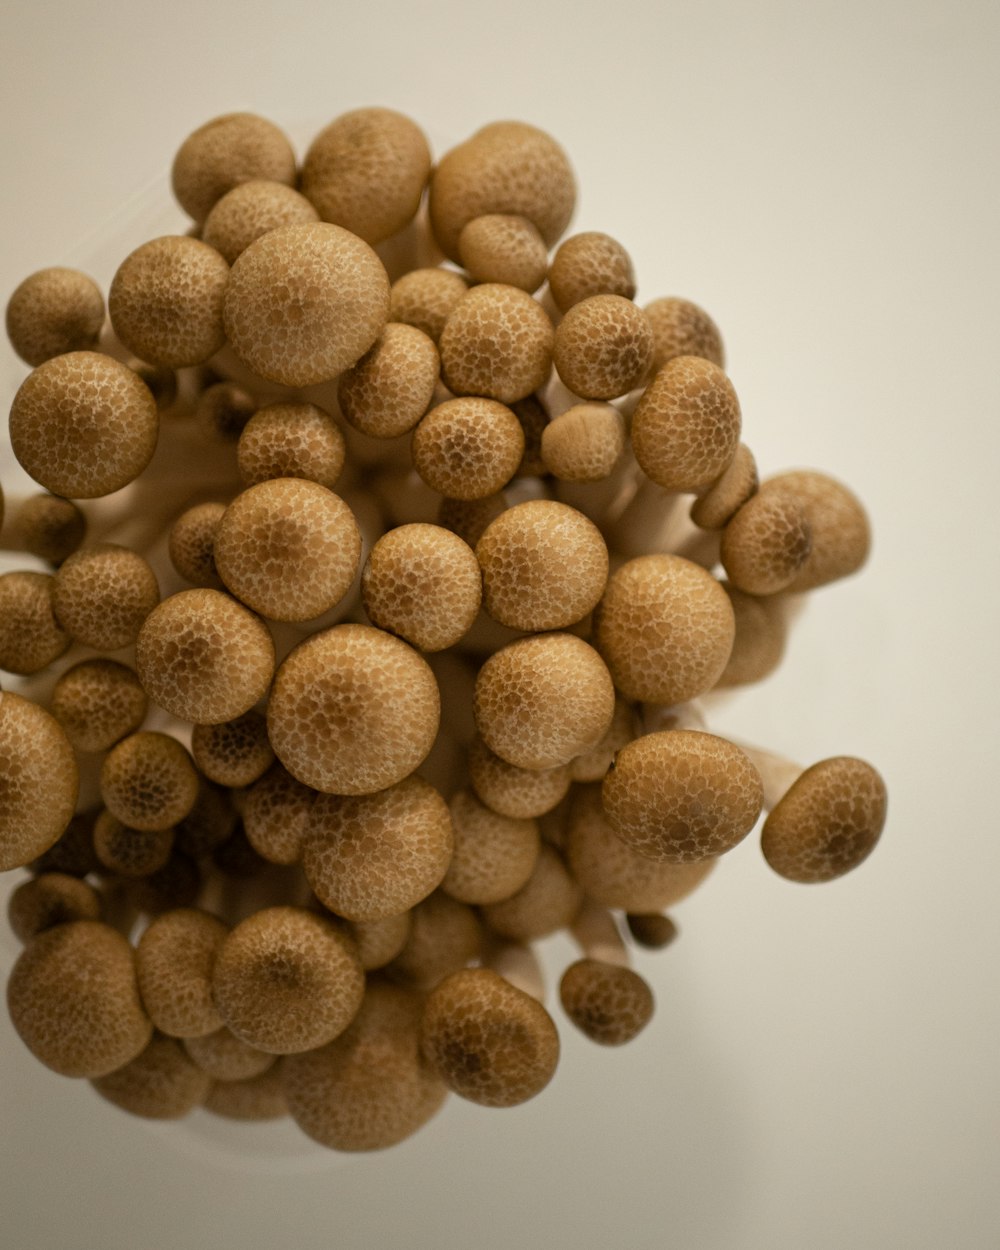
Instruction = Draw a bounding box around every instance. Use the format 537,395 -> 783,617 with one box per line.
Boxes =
569,696 -> 637,783
241,764 -> 315,865
8,492 -> 87,566
0,570 -> 70,674
9,351 -> 158,498
212,906 -> 365,1054
548,231 -> 636,313
100,731 -> 199,833
203,1064 -> 288,1121
136,907 -> 228,1038
7,920 -> 152,1077
167,502 -> 227,590
602,730 -> 763,864
441,789 -> 540,905
474,633 -> 616,770
759,470 -> 872,590
626,912 -> 679,950
480,843 -> 582,941
429,121 -> 576,261
361,523 -> 482,652
109,236 -> 229,368
420,966 -> 560,1107
720,491 -> 812,596
540,402 -> 626,482
761,756 -> 887,882
304,775 -> 454,922
201,179 -> 319,264
559,959 -> 654,1046
5,266 -> 105,366
389,267 -> 469,342
92,1033 -> 212,1119
438,284 -> 554,404
191,709 -> 274,789
343,912 -> 412,972
631,355 -> 741,492
171,112 -> 297,223
223,222 -> 390,386
237,401 -> 346,490
690,443 -> 759,531
182,1026 -> 275,1081
7,873 -> 102,944
467,735 -> 571,819
52,543 -> 160,651
552,294 -> 653,401
284,980 -> 446,1151
593,554 -> 735,705
213,478 -> 361,623
0,691 -> 78,872
302,107 -> 432,244
136,588 -> 275,724
714,582 -> 788,688
338,321 -> 439,439
390,891 -> 483,987
458,214 -> 549,293
476,499 -> 609,631
644,296 -> 725,372
93,809 -> 175,878
413,396 -> 525,501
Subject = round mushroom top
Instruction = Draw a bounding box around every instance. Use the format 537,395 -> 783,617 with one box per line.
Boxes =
644,296 -> 725,372
389,267 -> 469,342
9,493 -> 87,566
439,283 -> 554,404
168,503 -> 226,590
237,401 -> 346,490
9,351 -> 158,499
267,623 -> 440,795
552,294 -> 653,401
720,491 -> 812,596
241,765 -> 315,866
480,843 -> 582,942
100,731 -> 199,833
171,112 -> 297,223
52,543 -> 160,651
458,214 -> 549,293
540,402 -> 627,482
602,730 -> 764,864
548,231 -> 636,313
135,908 -> 229,1039
714,582 -> 789,689
338,321 -> 440,439
182,1027 -> 275,1082
201,179 -> 320,264
559,959 -> 654,1046
759,470 -> 871,591
6,873 -> 102,944
223,222 -> 391,386
136,588 -> 275,724
0,691 -> 78,872
593,554 -> 735,705
467,735 -> 571,820
91,1033 -> 212,1121
0,570 -> 70,675
302,107 -> 432,245
761,756 -> 887,883
441,789 -> 540,906
412,397 -> 525,501
190,710 -> 274,789
5,266 -> 105,367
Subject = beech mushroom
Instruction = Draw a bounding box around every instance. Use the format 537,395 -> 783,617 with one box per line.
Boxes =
438,284 -> 554,404
412,396 -> 526,500
135,908 -> 228,1038
237,401 -> 346,489
467,735 -> 571,819
548,232 -> 636,313
201,179 -> 319,264
458,214 -> 549,293
644,296 -> 725,372
191,710 -> 274,789
7,873 -> 102,943
168,502 -> 227,589
241,765 -> 315,866
100,732 -> 199,834
552,294 -> 653,401
0,570 -> 70,674
440,790 -> 540,905
171,112 -> 297,224
390,267 -> 469,342
52,543 -> 159,651
92,1033 -> 212,1120
5,266 -> 105,366
0,691 -> 78,872
4,492 -> 87,565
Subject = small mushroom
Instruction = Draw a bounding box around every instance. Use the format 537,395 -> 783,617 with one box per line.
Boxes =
540,402 -> 627,483
100,731 -> 199,833
92,1033 -> 212,1119
338,322 -> 439,439
548,232 -> 636,313
203,1064 -> 288,1120
52,543 -> 160,651
720,491 -> 812,596
0,570 -> 71,674
237,401 -> 346,490
389,891 -> 482,988
440,790 -> 540,906
0,691 -> 78,871
559,957 -> 654,1047
201,179 -> 320,264
467,735 -> 571,819
690,443 -> 759,531
626,912 -> 679,950
389,267 -> 469,342
4,493 -> 87,565
191,710 -> 274,789
480,844 -> 582,942
171,112 -> 297,224
135,907 -> 229,1038
7,873 -> 102,944
93,810 -> 175,878
758,470 -> 871,591
194,381 -> 256,443
552,294 -> 653,401
644,296 -> 725,372
182,1026 -> 275,1082
5,266 -> 105,366
412,396 -> 525,500
343,912 -> 412,972
167,502 -> 227,589
241,764 -> 315,865
458,214 -> 548,293
438,284 -> 554,404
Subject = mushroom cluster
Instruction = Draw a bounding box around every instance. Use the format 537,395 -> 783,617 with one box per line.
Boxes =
0,108 -> 887,1152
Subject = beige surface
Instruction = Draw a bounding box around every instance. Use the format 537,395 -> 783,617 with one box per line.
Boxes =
1,1 -> 998,1247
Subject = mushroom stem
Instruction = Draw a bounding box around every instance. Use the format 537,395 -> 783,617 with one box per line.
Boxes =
482,939 -> 546,1002
604,478 -> 690,559
640,699 -> 708,735
569,899 -> 630,968
729,743 -> 805,811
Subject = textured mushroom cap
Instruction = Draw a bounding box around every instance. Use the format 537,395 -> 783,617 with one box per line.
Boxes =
92,1033 -> 212,1119
441,790 -> 540,905
468,735 -> 571,818
0,570 -> 70,674
541,402 -> 626,482
548,231 -> 636,313
191,710 -> 273,788
182,1026 -> 275,1081
201,179 -> 319,264
631,356 -> 741,492
136,908 -> 228,1038
7,873 -> 102,944
344,913 -> 412,972
474,633 -> 616,770
439,283 -> 554,404
476,500 -> 608,631
714,584 -> 787,688
7,921 -> 152,1077
559,959 -> 654,1046
136,588 -> 275,724
480,844 -> 582,940
569,696 -> 636,783
389,267 -> 469,342
690,443 -> 759,530
338,322 -> 439,438
564,784 -> 715,910
6,267 -> 105,366
0,692 -> 78,871
458,214 -> 548,292
304,776 -> 454,922
759,470 -> 872,591
301,106 -> 431,244
10,493 -> 87,565
412,396 -> 525,501
284,980 -> 446,1151
214,478 -> 361,623
237,401 -> 345,490
212,906 -> 365,1054
553,295 -> 653,401
420,967 -> 559,1107
603,730 -> 763,864
100,732 -> 199,834
52,543 -> 159,650
644,296 -> 725,372
626,912 -> 679,949
361,523 -> 482,652
171,112 -> 297,223
168,502 -> 226,589
593,554 -> 735,704
390,891 -> 482,987
720,491 -> 812,596
223,222 -> 390,386
429,121 -> 576,261
9,352 -> 158,498
93,810 -> 175,877
194,381 -> 256,443
761,757 -> 888,883
241,764 -> 315,865
268,624 -> 440,795
203,1064 -> 288,1120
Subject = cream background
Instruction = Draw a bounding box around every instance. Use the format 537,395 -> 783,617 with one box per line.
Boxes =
1,2 -> 998,1247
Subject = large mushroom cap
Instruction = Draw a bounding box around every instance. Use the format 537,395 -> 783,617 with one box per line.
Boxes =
0,691 -> 79,872
761,756 -> 887,882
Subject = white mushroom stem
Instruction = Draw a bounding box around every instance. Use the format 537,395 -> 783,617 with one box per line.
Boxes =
554,448 -> 639,526
569,899 -> 630,968
641,699 -> 708,735
604,478 -> 692,558
730,743 -> 805,811
482,939 -> 546,1002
